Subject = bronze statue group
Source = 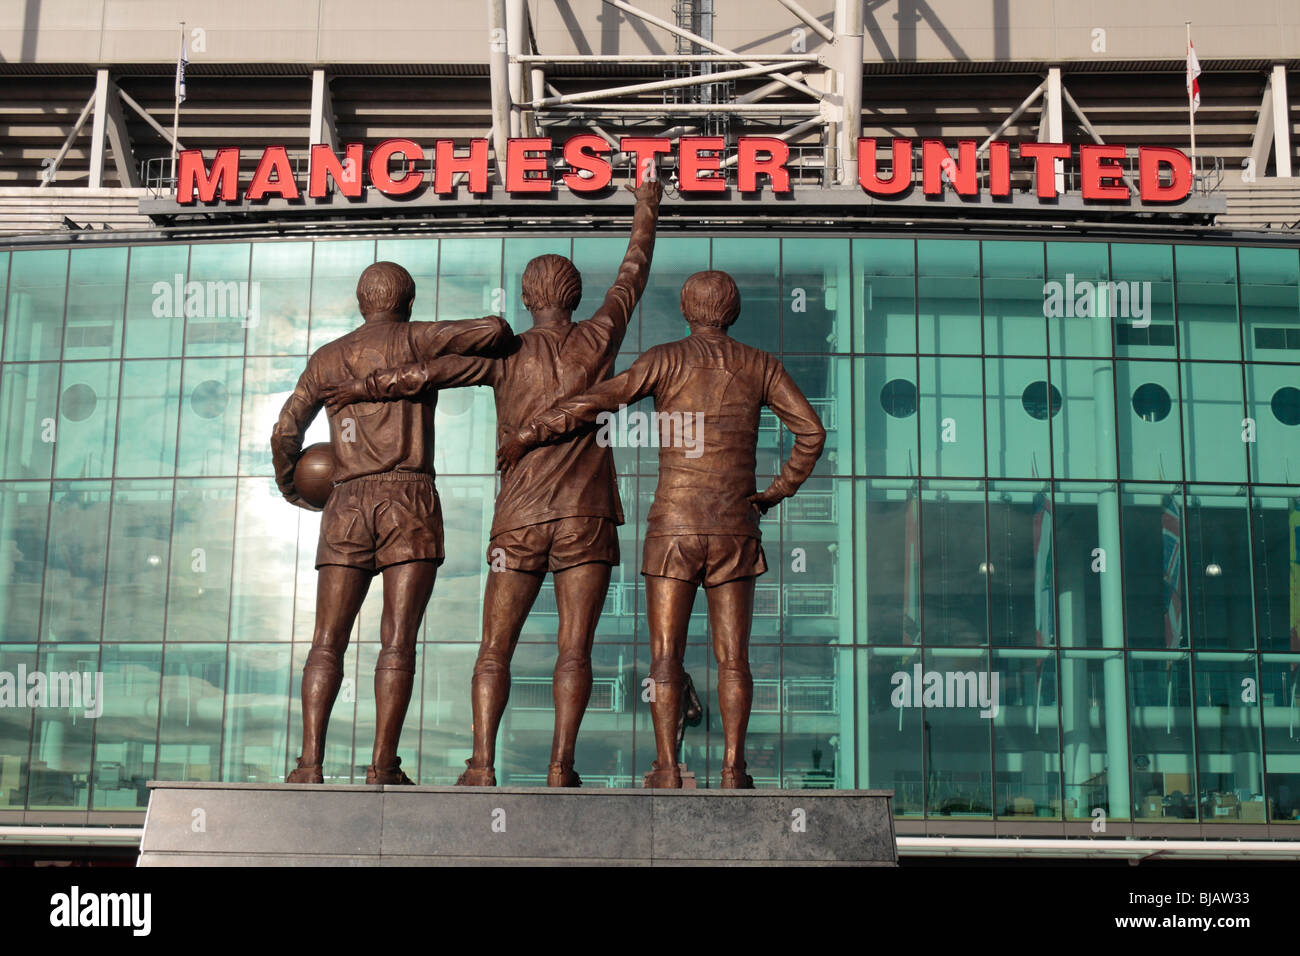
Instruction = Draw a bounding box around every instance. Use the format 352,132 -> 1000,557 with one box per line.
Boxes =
271,178 -> 825,789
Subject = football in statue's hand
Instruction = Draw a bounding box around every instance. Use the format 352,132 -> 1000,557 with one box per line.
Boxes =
293,442 -> 336,508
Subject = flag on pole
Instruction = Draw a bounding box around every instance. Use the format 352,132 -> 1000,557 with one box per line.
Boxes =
1162,494 -> 1185,650
902,486 -> 921,647
1186,39 -> 1201,111
1032,492 -> 1054,734
175,32 -> 188,105
900,486 -> 921,731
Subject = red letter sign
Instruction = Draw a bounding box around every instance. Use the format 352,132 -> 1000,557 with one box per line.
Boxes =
562,134 -> 612,192
678,137 -> 726,192
922,140 -> 977,195
177,148 -> 240,203
619,137 -> 673,186
1018,143 -> 1072,199
858,138 -> 913,195
245,146 -> 300,201
506,137 -> 553,193
1080,144 -> 1129,200
737,137 -> 790,192
308,143 -> 364,198
1139,146 -> 1193,202
369,139 -> 425,196
434,139 -> 490,194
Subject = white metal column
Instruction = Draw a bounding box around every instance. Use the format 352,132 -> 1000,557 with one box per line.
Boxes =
1270,64 -> 1292,177
833,0 -> 864,186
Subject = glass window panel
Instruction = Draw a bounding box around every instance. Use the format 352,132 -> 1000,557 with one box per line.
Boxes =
781,477 -> 853,644
307,239 -> 374,352
1111,244 -> 1175,360
710,237 -> 779,351
184,242 -> 252,357
782,646 -> 854,788
1249,492 -> 1299,654
63,247 -> 126,360
1121,485 -> 1188,650
0,361 -> 59,479
1240,247 -> 1300,364
985,357 -> 1051,479
26,643 -> 99,808
853,238 -> 915,354
1261,655 -> 1300,823
1175,245 -> 1240,361
0,644 -> 36,807
572,235 -> 630,328
1246,363 -> 1300,484
437,237 -> 502,323
248,241 -> 311,355
42,481 -> 110,642
923,647 -> 994,816
920,484 -> 987,646
239,356 -> 307,477
167,479 -> 237,643
123,244 -> 189,358
1049,358 -> 1109,480
920,356 -> 984,477
1060,650 -> 1131,820
1192,652 -> 1263,822
4,249 -> 67,362
230,478 -> 297,642
1046,241 -> 1110,357
993,648 -> 1061,817
53,360 -> 118,479
1128,651 -> 1197,822
1116,360 -> 1182,481
781,355 -> 849,477
1182,489 -> 1255,650
1180,362 -> 1246,483
781,237 -> 851,353
156,644 -> 226,783
115,359 -> 181,478
220,643 -> 291,783
503,237 -> 571,331
640,237 -> 707,350
432,379 -> 497,476
422,476 -> 494,642
177,357 -> 243,477
987,482 -> 1054,647
418,643 -> 478,785
982,242 -> 1047,356
90,644 -> 162,808
1053,483 -> 1110,651
102,480 -> 172,643
375,238 -> 439,322
856,647 -> 924,814
918,240 -> 980,354
856,356 -> 917,476
0,481 -> 49,642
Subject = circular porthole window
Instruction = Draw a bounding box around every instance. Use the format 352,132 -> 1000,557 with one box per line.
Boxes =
1272,386 -> 1300,426
880,379 -> 917,418
1021,381 -> 1062,420
190,380 -> 230,420
1132,383 -> 1172,423
60,383 -> 97,422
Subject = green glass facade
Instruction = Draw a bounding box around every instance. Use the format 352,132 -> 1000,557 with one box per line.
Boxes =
0,233 -> 1298,831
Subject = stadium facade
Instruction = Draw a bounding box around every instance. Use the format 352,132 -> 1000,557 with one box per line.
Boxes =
0,0 -> 1298,859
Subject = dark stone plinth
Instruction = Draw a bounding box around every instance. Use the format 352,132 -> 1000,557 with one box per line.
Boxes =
139,782 -> 895,867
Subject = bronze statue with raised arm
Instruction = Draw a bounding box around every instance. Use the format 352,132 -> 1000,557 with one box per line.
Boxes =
498,270 -> 826,788
271,262 -> 512,785
323,181 -> 662,786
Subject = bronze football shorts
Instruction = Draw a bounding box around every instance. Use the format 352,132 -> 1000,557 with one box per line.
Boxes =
641,533 -> 768,587
316,472 -> 444,572
487,516 -> 620,574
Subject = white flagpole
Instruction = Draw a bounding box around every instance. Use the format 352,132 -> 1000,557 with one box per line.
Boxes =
171,21 -> 185,183
1186,22 -> 1196,174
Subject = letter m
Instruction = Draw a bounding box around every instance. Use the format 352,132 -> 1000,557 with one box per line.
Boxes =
177,148 -> 241,204
50,671 -> 80,710
101,893 -> 129,926
946,671 -> 977,709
